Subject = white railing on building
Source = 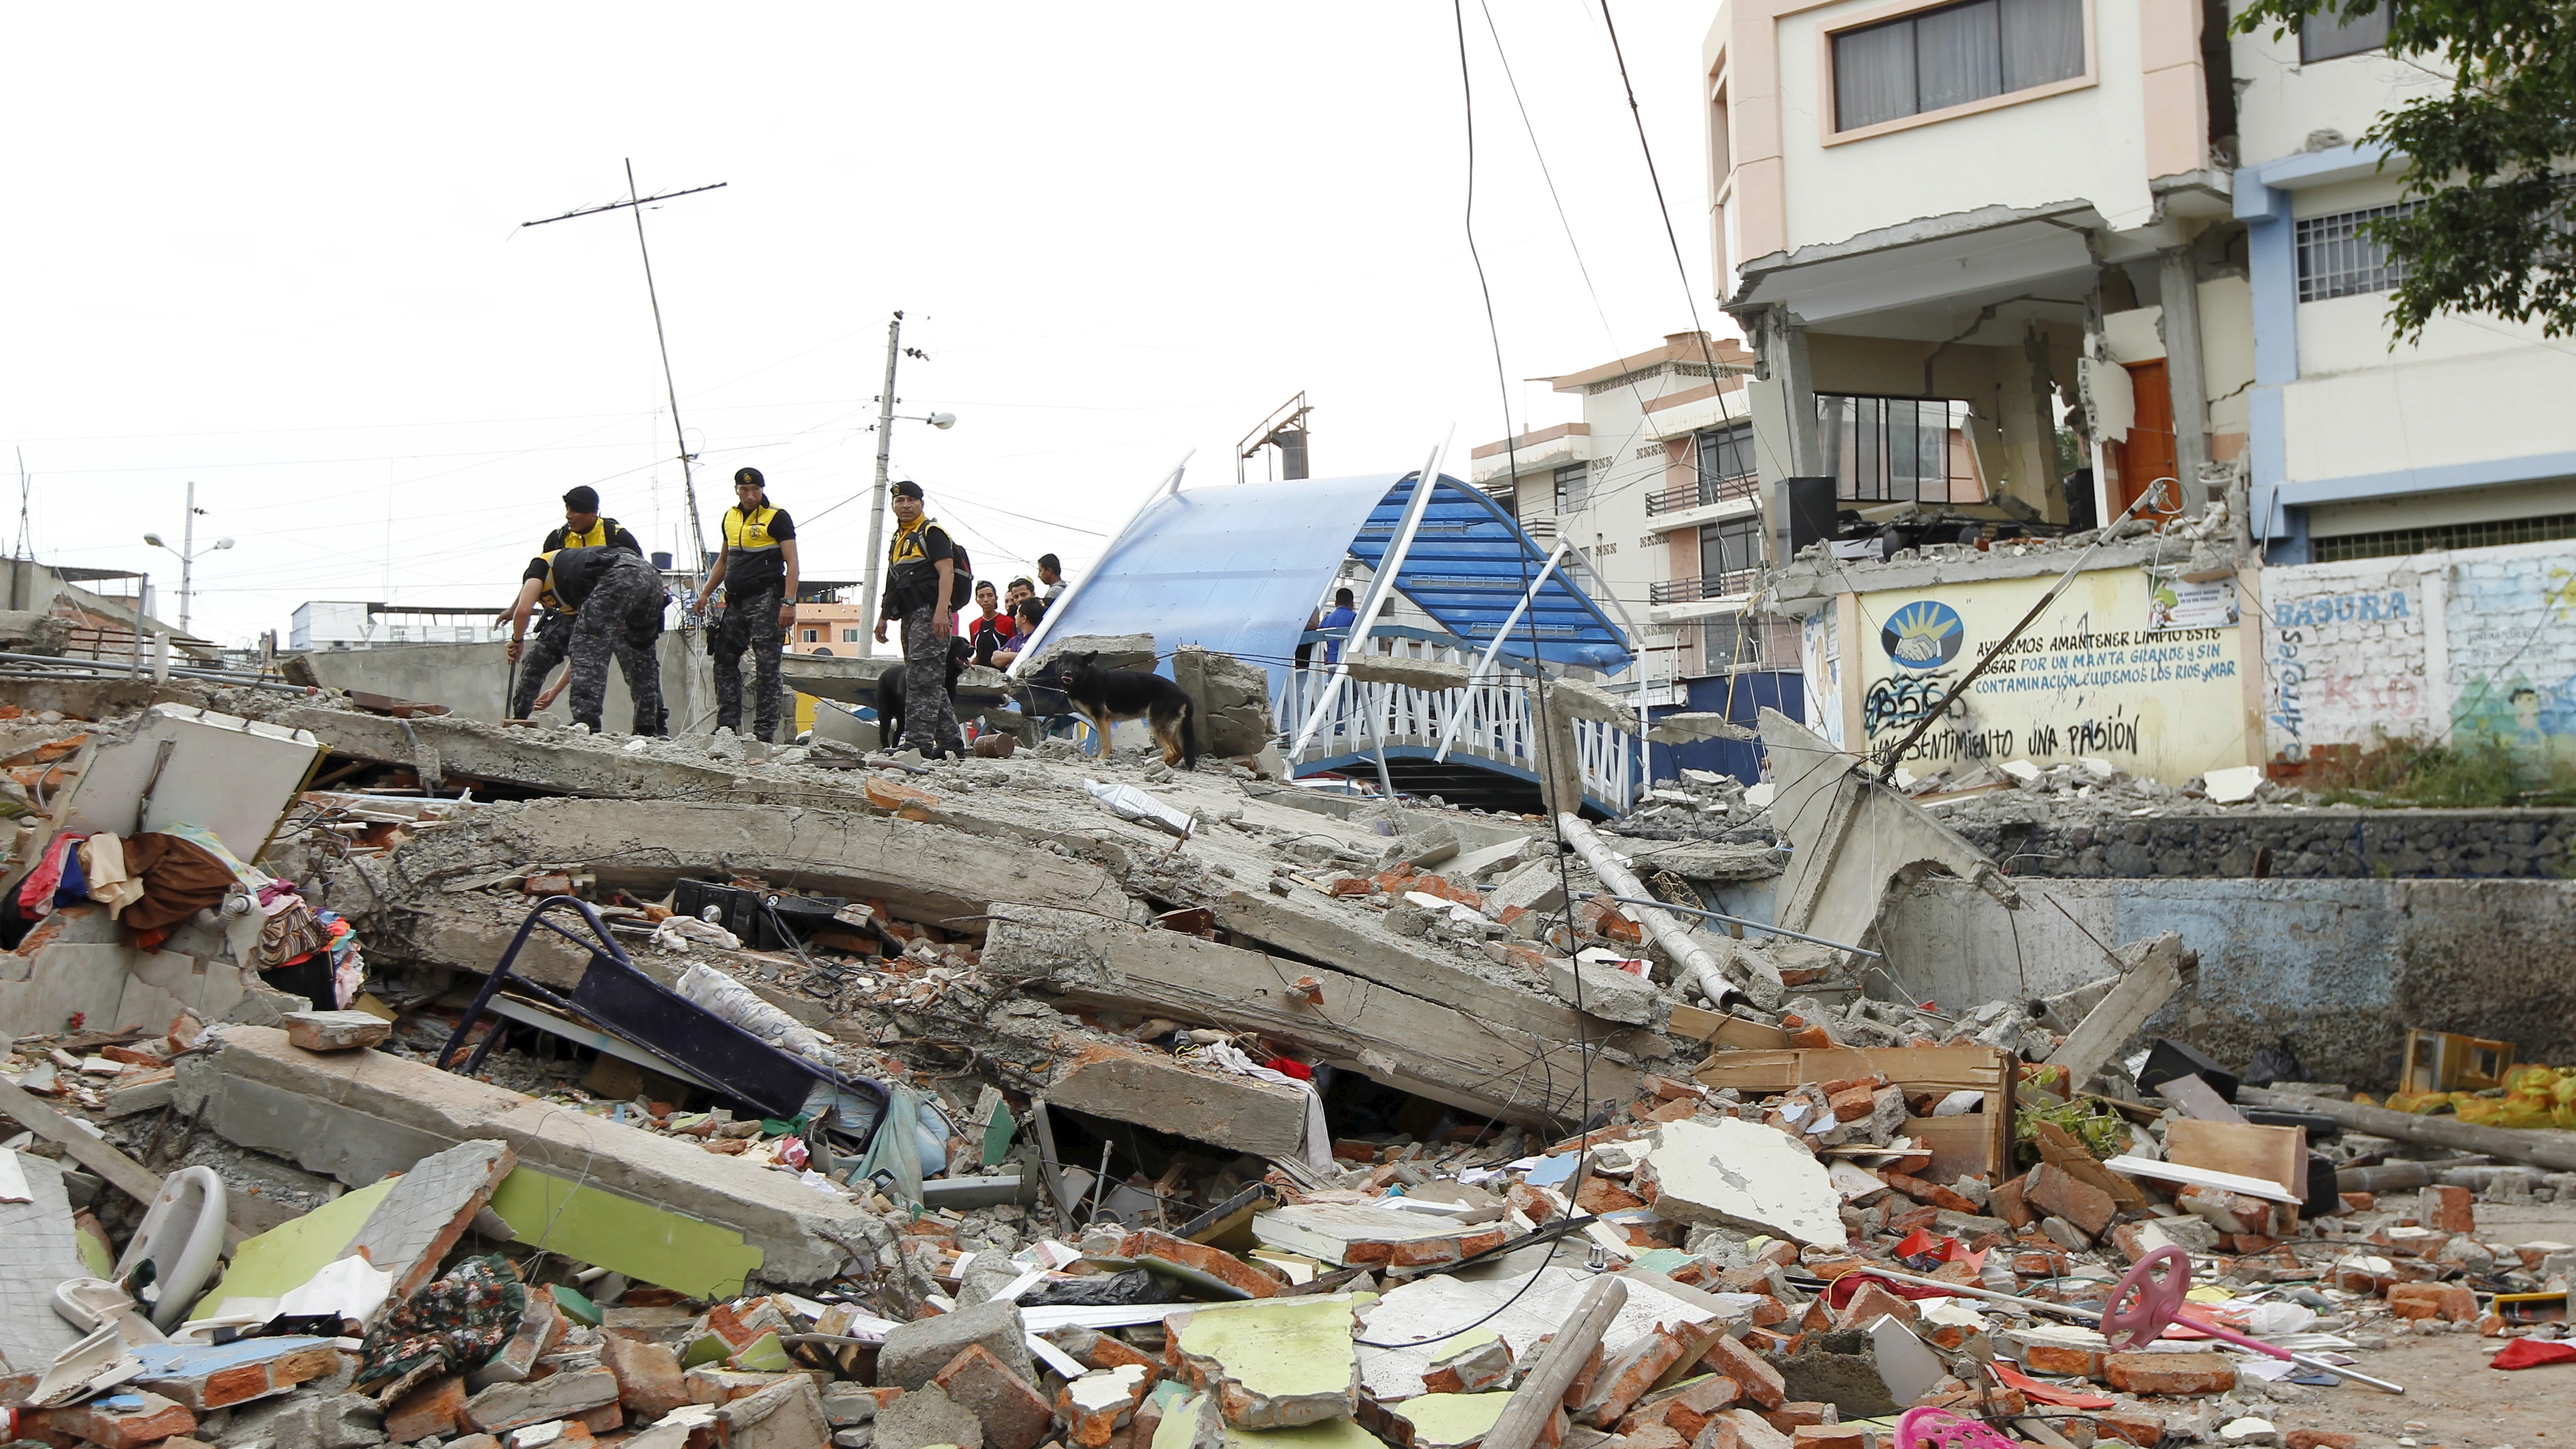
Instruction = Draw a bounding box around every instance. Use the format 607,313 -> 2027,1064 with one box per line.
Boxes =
1271,668 -> 1635,814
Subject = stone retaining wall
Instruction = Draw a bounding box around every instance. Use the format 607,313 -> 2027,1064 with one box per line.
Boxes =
1950,808 -> 2576,879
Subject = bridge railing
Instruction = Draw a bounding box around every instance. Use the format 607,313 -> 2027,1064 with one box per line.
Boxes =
1271,668 -> 1635,814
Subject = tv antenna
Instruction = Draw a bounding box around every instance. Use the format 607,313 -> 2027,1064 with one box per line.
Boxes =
524,160 -> 728,579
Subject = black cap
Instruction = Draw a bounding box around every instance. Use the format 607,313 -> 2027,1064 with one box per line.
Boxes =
891,480 -> 924,500
734,467 -> 765,490
562,486 -> 599,512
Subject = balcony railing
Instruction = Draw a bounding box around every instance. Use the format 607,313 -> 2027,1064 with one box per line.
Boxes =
1644,470 -> 1759,516
1649,570 -> 1758,605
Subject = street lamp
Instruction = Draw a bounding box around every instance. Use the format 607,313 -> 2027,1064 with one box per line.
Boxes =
143,481 -> 233,635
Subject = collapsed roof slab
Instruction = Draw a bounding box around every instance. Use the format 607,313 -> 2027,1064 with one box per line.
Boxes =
366,797 -> 1138,939
990,904 -> 1637,1128
173,1025 -> 876,1287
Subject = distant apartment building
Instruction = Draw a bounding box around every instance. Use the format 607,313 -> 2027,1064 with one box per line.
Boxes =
1699,0 -> 2574,565
788,599 -> 872,656
1470,331 -> 1785,700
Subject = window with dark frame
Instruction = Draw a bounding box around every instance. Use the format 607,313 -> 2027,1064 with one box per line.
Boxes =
1832,0 -> 2086,132
2300,1 -> 2390,63
1695,422 -> 1756,492
1817,394 -> 1958,504
1699,516 -> 1763,595
1553,461 -> 1590,515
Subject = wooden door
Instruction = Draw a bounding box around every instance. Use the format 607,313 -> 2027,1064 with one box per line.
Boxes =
2109,360 -> 2181,525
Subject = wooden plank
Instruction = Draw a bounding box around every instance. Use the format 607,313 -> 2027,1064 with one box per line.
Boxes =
1694,1045 -> 2008,1094
2032,1120 -> 2151,1210
2165,1119 -> 2306,1197
0,1072 -> 163,1204
1670,1004 -> 1793,1051
1905,1116 -> 2000,1184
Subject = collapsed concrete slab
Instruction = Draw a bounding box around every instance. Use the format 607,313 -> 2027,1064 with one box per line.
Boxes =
173,1027 -> 878,1287
989,904 -> 1636,1126
1042,1039 -> 1313,1161
1758,709 -> 2012,962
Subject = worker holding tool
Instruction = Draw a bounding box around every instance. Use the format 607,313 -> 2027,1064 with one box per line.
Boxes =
505,487 -> 665,731
505,545 -> 669,737
693,467 -> 798,742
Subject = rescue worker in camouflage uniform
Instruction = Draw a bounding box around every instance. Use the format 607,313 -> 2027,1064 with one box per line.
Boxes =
693,467 -> 799,741
505,486 -> 665,732
504,546 -> 668,735
870,480 -> 962,756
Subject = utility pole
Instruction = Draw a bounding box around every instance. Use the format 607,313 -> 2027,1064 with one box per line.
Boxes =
180,480 -> 197,635
860,311 -> 904,658
522,163 -> 728,587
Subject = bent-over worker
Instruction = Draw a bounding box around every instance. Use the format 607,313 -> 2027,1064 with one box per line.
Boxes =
506,545 -> 668,736
509,486 -> 663,732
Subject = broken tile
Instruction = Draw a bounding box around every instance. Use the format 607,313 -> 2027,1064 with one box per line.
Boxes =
1251,1202 -> 1508,1274
1383,1392 -> 1514,1449
601,1334 -> 691,1421
1097,1227 -> 1281,1300
22,1390 -> 198,1449
125,1336 -> 343,1413
1167,1293 -> 1361,1429
1641,1120 -> 1846,1248
1058,1363 -> 1151,1448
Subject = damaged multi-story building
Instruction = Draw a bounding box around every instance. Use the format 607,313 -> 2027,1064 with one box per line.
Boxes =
1698,0 -> 2574,564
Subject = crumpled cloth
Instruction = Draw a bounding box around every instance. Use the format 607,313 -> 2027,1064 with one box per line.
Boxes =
80,831 -> 145,917
2493,1338 -> 2576,1370
1195,1040 -> 1334,1173
256,901 -> 331,969
678,962 -> 841,1067
352,1254 -> 527,1403
16,830 -> 89,920
119,832 -> 238,933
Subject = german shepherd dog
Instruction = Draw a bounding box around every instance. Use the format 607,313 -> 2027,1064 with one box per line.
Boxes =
1031,651 -> 1198,767
876,636 -> 972,754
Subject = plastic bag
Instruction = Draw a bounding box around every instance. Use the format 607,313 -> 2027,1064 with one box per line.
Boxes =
1080,779 -> 1195,840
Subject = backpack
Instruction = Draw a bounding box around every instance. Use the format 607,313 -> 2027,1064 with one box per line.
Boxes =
945,540 -> 973,612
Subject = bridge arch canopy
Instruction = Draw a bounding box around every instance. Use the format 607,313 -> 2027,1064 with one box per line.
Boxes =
1038,470 -> 1634,685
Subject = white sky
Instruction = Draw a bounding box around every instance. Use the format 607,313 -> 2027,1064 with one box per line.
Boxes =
1,4 -> 1728,648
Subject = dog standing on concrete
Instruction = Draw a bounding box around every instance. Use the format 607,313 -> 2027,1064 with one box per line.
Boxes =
1029,650 -> 1198,768
876,636 -> 971,756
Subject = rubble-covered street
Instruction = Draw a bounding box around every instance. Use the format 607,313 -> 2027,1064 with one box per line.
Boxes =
6,674 -> 2574,1449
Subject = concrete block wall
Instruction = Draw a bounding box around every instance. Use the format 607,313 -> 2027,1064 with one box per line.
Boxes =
2263,537 -> 2576,768
1949,807 -> 2576,879
1884,874 -> 2576,1090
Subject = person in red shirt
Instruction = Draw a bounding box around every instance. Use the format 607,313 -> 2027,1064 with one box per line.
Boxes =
963,580 -> 1018,667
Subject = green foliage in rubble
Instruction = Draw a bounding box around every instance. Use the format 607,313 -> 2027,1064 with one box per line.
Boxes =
2231,0 -> 2576,340
2015,1096 -> 2133,1167
2312,734 -> 2576,808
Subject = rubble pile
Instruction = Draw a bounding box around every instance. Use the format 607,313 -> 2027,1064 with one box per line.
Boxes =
0,677 -> 2562,1449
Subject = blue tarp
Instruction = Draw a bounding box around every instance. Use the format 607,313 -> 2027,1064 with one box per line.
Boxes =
1041,471 -> 1632,683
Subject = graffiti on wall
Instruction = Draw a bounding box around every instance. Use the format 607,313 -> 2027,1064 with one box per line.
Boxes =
2262,544 -> 2576,769
1850,567 -> 2251,782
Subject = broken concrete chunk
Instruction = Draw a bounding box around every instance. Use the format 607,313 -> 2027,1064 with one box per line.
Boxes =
127,1336 -> 344,1412
1641,1119 -> 1847,1247
462,1366 -> 620,1434
1545,956 -> 1667,1029
873,1381 -> 985,1449
876,1296 -> 1036,1392
931,1343 -> 1051,1449
1166,1293 -> 1361,1428
283,1011 -> 394,1053
599,1335 -> 690,1422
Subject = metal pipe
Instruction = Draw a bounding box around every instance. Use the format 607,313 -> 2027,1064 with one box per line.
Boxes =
1435,538 -> 1569,763
1559,813 -> 1779,1007
1601,894 -> 1883,958
1850,1264 -> 2405,1394
1292,431 -> 1452,759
